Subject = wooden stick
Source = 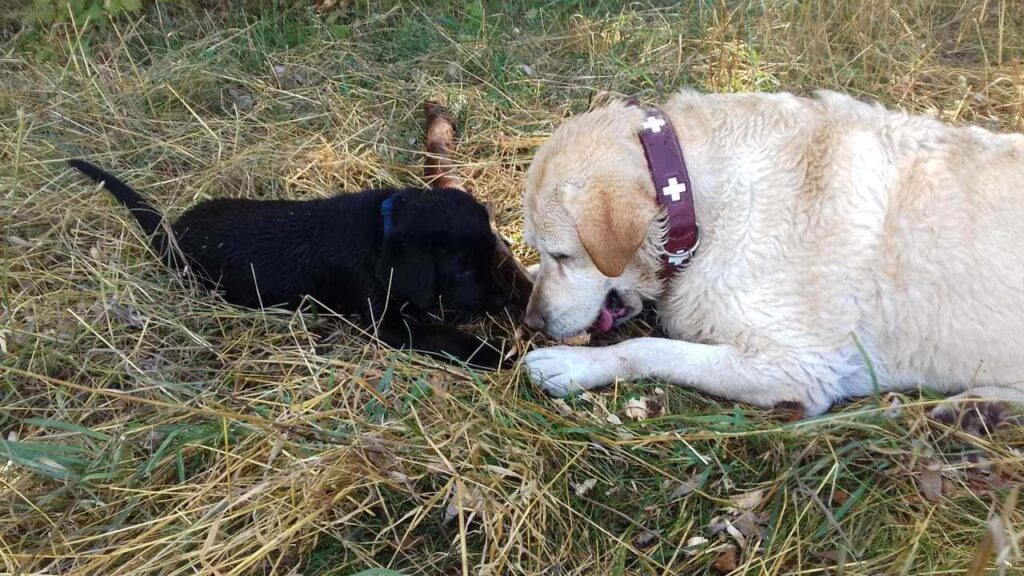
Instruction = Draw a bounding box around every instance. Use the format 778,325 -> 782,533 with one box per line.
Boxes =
422,101 -> 534,311
423,102 -> 465,191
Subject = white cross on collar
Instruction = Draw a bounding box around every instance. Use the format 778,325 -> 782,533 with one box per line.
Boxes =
661,177 -> 687,202
642,115 -> 666,133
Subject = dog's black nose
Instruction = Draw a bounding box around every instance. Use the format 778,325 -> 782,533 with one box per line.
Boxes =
524,308 -> 545,331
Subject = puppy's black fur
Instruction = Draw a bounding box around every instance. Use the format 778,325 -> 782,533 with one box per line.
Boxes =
68,159 -> 507,368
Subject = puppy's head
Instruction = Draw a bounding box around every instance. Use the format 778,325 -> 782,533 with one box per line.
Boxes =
376,188 -> 503,318
523,101 -> 665,339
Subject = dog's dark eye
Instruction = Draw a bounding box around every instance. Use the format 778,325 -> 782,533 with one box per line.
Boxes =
550,253 -> 571,262
456,260 -> 474,277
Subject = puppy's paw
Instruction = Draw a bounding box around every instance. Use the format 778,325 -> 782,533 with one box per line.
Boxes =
524,346 -> 615,397
930,395 -> 1019,435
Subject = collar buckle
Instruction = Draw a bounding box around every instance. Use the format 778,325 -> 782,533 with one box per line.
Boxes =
665,227 -> 700,267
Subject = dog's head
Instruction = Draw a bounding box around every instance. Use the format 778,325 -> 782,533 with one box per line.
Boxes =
522,102 -> 666,339
376,188 -> 504,318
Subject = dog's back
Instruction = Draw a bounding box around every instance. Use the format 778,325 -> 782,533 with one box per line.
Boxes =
818,92 -> 1024,391
173,194 -> 385,310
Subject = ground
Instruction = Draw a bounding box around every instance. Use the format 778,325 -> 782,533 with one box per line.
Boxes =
1,1 -> 1023,575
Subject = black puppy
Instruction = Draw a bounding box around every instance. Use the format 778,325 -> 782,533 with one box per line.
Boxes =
68,159 -> 507,368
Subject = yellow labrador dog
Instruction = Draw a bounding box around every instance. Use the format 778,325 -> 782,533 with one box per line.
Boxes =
522,90 -> 1024,427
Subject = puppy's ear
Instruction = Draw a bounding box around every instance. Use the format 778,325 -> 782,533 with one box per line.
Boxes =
376,239 -> 436,311
567,181 -> 655,278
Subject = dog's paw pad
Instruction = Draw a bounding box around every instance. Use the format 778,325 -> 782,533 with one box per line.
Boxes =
930,398 -> 1017,435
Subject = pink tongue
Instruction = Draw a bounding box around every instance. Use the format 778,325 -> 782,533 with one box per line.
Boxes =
593,307 -> 615,332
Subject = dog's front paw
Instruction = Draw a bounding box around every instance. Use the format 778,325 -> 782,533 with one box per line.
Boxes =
524,346 -> 615,397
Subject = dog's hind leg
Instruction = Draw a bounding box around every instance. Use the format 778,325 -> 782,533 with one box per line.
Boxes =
525,337 -> 840,415
929,385 -> 1024,435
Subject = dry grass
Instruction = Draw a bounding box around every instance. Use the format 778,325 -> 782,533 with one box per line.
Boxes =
2,1 -> 1024,574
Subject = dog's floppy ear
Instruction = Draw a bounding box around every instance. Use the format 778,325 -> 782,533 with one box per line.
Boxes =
376,238 -> 437,311
567,181 -> 655,278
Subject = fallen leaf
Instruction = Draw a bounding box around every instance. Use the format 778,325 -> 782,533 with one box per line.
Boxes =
712,544 -> 739,573
710,511 -> 765,550
573,478 -> 597,497
710,516 -> 747,549
521,64 -> 536,76
605,414 -> 622,426
917,462 -> 944,503
644,394 -> 666,418
883,393 -> 903,418
623,395 -> 667,421
632,529 -> 660,549
550,398 -> 573,417
728,488 -> 765,512
623,397 -> 649,421
443,482 -> 485,524
514,479 -> 538,504
386,470 -> 410,484
730,511 -> 765,543
831,489 -> 850,507
684,536 -> 708,555
668,472 -> 706,501
227,87 -> 253,110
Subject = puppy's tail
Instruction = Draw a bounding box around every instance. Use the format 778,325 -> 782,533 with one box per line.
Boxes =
67,159 -> 167,254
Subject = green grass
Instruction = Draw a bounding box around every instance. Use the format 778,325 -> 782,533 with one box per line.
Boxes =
2,1 -> 1023,575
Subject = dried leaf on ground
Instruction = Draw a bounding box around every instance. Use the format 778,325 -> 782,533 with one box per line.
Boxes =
727,488 -> 766,512
622,395 -> 666,421
632,529 -> 660,549
668,471 -> 707,501
710,512 -> 765,549
883,392 -> 904,418
712,544 -> 739,573
684,536 -> 709,555
443,482 -> 486,524
573,478 -> 597,497
917,462 -> 944,503
831,489 -> 850,507
623,397 -> 648,420
551,398 -> 573,417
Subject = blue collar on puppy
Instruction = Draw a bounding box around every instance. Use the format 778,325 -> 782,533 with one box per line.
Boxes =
380,194 -> 398,238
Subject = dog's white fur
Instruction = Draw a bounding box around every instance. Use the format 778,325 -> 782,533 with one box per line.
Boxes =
523,90 -> 1024,417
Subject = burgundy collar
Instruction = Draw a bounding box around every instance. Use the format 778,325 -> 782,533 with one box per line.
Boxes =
626,99 -> 699,272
